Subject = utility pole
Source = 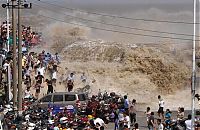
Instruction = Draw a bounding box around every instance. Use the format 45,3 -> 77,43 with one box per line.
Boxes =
17,0 -> 32,114
17,0 -> 23,113
192,0 -> 197,130
11,0 -> 17,108
7,0 -> 10,52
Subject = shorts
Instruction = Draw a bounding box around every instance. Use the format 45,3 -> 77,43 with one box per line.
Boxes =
158,107 -> 164,114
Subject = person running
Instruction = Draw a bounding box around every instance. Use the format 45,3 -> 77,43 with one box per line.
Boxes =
129,99 -> 136,126
158,95 -> 164,119
52,70 -> 57,86
145,107 -> 151,126
37,64 -> 45,77
67,73 -> 75,92
54,53 -> 60,64
68,73 -> 75,82
81,72 -> 87,83
67,79 -> 74,92
35,72 -> 44,84
124,95 -> 129,112
148,112 -> 155,130
46,79 -> 54,94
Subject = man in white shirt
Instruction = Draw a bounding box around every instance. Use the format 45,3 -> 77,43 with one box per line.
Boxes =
94,117 -> 107,128
185,114 -> 192,130
68,73 -> 75,82
123,113 -> 131,129
118,112 -> 124,130
38,66 -> 45,76
157,119 -> 164,130
158,95 -> 164,119
3,60 -> 9,70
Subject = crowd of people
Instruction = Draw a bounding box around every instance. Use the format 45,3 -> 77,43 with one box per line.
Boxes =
0,21 -> 41,104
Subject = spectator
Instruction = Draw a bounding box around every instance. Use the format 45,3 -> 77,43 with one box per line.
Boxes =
113,107 -> 119,130
118,110 -> 125,130
129,99 -> 136,126
34,82 -> 41,99
164,109 -> 171,129
148,112 -> 155,130
124,95 -> 129,111
177,107 -> 185,120
123,112 -> 130,129
158,95 -> 164,119
94,117 -> 107,129
157,119 -> 164,130
185,114 -> 192,130
132,123 -> 139,130
145,107 -> 151,126
24,87 -> 31,99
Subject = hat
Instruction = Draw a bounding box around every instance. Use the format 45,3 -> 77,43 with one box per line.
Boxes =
88,115 -> 93,119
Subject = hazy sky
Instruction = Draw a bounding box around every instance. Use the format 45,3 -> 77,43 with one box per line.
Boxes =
0,0 -> 197,43
44,0 -> 191,4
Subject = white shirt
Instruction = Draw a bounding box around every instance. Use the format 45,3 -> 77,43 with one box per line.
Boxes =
52,71 -> 57,79
158,123 -> 164,130
38,67 -> 45,76
185,119 -> 192,130
24,90 -> 31,98
68,75 -> 75,81
124,116 -> 130,128
119,113 -> 124,121
94,118 -> 105,126
3,63 -> 9,70
53,126 -> 59,130
159,99 -> 164,107
25,68 -> 31,76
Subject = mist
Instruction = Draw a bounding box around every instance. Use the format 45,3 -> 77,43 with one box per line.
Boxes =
0,0 -> 198,44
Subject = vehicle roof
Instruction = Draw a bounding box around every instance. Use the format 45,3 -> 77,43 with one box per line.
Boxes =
45,92 -> 85,95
